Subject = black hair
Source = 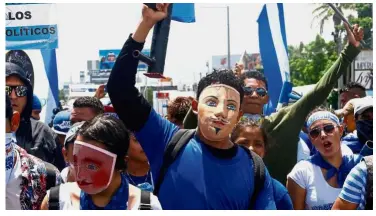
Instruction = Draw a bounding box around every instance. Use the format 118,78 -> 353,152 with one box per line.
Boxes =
231,118 -> 269,151
339,82 -> 366,96
6,94 -> 13,121
73,96 -> 104,115
197,69 -> 244,104
78,114 -> 130,170
239,70 -> 268,90
167,97 -> 192,125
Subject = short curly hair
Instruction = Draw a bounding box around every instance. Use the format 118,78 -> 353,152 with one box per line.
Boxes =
73,96 -> 104,115
197,69 -> 244,104
167,97 -> 192,126
339,82 -> 366,95
240,70 -> 268,89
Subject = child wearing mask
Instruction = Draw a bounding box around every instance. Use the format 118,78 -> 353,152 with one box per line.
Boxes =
41,115 -> 162,210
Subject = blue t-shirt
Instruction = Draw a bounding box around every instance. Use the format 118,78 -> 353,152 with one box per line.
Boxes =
135,109 -> 276,210
339,161 -> 367,210
341,132 -> 363,154
272,179 -> 293,210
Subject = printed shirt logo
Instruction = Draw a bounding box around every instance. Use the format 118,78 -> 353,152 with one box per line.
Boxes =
56,120 -> 71,130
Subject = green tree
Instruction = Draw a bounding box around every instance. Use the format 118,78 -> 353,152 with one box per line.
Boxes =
58,89 -> 67,102
348,3 -> 373,49
146,87 -> 153,107
312,3 -> 355,54
289,35 -> 338,86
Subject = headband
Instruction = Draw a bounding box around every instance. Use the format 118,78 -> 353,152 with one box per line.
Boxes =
306,111 -> 340,128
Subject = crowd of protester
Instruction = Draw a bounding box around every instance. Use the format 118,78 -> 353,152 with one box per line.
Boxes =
5,3 -> 373,210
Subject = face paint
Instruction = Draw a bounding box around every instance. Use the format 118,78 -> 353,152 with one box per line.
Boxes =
73,141 -> 117,195
198,84 -> 241,141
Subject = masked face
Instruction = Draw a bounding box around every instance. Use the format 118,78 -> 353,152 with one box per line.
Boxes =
73,139 -> 117,195
197,84 -> 241,141
356,120 -> 373,144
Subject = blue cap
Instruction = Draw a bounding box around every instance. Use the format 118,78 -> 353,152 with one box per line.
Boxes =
64,122 -> 84,148
53,111 -> 72,135
32,94 -> 42,110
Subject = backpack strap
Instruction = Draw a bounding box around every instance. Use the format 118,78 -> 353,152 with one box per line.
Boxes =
48,185 -> 60,210
153,129 -> 196,196
139,190 -> 152,210
44,161 -> 57,191
238,145 -> 266,210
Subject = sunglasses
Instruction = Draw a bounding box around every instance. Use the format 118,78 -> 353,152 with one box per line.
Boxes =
6,85 -> 28,97
243,87 -> 268,97
309,124 -> 336,139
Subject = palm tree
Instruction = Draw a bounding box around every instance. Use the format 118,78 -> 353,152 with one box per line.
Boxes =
312,3 -> 355,54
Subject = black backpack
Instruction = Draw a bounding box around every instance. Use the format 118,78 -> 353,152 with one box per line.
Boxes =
44,161 -> 58,191
153,129 -> 266,209
48,185 -> 152,210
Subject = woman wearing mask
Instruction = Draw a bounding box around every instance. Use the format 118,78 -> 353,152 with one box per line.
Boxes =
287,107 -> 359,210
41,115 -> 162,210
231,117 -> 293,210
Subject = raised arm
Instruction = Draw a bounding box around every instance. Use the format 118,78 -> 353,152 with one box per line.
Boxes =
107,4 -> 178,180
268,23 -> 364,135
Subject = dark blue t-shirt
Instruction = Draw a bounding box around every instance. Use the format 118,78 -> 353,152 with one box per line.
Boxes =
272,178 -> 293,210
135,109 -> 276,210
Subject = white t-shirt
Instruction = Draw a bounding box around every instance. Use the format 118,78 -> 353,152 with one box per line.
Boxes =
6,150 -> 23,210
46,182 -> 162,210
297,138 -> 311,162
60,167 -> 69,183
287,160 -> 342,210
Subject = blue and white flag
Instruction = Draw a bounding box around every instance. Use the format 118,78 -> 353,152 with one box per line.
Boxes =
257,3 -> 290,115
6,3 -> 58,50
172,3 -> 196,23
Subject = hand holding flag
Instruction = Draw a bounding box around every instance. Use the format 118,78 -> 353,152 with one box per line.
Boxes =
344,23 -> 364,48
141,3 -> 170,28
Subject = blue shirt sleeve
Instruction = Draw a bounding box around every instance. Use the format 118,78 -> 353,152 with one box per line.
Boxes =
339,161 -> 367,210
135,109 -> 179,182
253,168 -> 277,210
272,178 -> 293,210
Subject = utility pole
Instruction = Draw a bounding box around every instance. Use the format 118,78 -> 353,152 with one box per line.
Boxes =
226,6 -> 231,70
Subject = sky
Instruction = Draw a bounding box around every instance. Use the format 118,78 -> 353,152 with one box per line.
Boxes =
54,3 -> 338,88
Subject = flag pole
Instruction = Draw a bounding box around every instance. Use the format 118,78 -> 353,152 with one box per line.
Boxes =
227,6 -> 231,70
327,3 -> 367,48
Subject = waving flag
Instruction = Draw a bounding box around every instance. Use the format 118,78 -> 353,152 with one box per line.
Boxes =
257,3 -> 290,115
172,3 -> 196,23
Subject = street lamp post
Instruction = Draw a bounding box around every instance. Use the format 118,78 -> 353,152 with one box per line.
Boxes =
202,5 -> 231,70
226,6 -> 231,70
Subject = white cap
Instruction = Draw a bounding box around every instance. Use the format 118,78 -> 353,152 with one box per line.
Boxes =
354,96 -> 373,115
